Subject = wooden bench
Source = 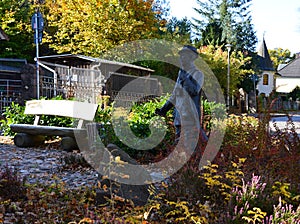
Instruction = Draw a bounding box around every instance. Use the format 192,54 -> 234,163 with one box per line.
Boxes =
10,100 -> 99,151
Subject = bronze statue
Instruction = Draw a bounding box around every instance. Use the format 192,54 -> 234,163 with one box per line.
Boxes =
156,45 -> 208,145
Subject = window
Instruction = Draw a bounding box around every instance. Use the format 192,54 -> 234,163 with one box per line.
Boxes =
263,74 -> 269,85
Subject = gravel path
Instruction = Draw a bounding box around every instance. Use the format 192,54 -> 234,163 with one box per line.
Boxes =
0,136 -> 100,189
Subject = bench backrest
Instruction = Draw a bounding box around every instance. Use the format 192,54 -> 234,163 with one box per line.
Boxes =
25,100 -> 99,128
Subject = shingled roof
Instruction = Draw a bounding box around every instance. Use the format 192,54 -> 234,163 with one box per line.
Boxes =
257,38 -> 274,71
277,57 -> 300,78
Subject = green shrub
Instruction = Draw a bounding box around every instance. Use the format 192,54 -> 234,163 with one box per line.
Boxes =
95,96 -> 175,159
0,101 -> 34,136
202,98 -> 227,120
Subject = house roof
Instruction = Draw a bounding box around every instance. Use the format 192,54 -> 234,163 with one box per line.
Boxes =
277,57 -> 300,78
257,39 -> 274,71
38,54 -> 154,73
0,58 -> 27,73
0,28 -> 9,41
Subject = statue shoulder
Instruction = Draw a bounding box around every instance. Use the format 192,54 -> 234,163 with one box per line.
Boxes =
190,68 -> 204,79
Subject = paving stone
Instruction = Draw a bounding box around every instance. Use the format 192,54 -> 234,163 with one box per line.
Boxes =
0,136 -> 99,189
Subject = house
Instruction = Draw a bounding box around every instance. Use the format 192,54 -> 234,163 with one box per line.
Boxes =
256,38 -> 275,97
276,56 -> 300,94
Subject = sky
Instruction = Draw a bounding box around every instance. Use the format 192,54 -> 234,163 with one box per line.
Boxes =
169,0 -> 300,54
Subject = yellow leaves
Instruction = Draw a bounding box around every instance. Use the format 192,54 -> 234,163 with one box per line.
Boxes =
161,181 -> 168,188
231,158 -> 247,168
242,207 -> 267,223
199,44 -> 253,94
144,204 -> 160,220
68,217 -> 93,224
165,201 -> 190,218
292,194 -> 300,202
43,0 -> 159,55
114,156 -> 128,165
272,181 -> 292,201
163,200 -> 211,223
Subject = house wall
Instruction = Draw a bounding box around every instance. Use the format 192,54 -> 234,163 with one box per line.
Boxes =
257,71 -> 274,96
276,77 -> 300,93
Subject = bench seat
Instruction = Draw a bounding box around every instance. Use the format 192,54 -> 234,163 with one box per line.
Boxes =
10,100 -> 99,151
10,124 -> 86,138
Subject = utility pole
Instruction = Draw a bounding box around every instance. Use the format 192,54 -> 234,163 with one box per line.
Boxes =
31,9 -> 44,99
225,44 -> 232,111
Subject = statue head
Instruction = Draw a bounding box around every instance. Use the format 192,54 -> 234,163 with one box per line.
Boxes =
179,45 -> 199,60
179,45 -> 198,69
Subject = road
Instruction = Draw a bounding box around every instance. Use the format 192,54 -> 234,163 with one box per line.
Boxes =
270,114 -> 300,137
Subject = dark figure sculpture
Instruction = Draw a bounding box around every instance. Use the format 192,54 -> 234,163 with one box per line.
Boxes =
156,45 -> 208,145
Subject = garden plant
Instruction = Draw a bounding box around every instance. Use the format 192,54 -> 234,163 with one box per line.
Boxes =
0,97 -> 299,223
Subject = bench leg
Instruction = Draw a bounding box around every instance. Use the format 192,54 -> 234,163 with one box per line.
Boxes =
14,133 -> 44,147
61,137 -> 78,152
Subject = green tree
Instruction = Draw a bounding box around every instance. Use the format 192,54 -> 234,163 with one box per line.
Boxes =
199,45 -> 253,95
269,48 -> 295,71
193,0 -> 257,53
153,0 -> 170,20
287,86 -> 300,101
159,17 -> 192,45
0,0 -> 35,60
42,0 -> 162,57
134,17 -> 193,80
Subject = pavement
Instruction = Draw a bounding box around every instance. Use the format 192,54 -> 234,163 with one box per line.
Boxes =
0,137 -> 100,189
269,113 -> 300,137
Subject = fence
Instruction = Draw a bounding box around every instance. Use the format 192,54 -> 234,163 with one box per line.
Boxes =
106,72 -> 160,106
39,63 -> 159,106
0,79 -> 22,114
39,62 -> 104,103
0,62 -> 159,112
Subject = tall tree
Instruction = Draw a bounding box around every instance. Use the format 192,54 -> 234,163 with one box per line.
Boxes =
42,0 -> 162,57
131,17 -> 192,81
199,45 -> 253,95
193,0 -> 257,53
0,0 -> 35,60
269,48 -> 295,71
159,17 -> 192,44
152,0 -> 170,20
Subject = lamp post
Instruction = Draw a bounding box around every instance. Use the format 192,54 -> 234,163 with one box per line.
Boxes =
225,44 -> 232,111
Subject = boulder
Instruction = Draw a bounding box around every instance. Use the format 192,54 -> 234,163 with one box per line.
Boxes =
95,143 -> 154,206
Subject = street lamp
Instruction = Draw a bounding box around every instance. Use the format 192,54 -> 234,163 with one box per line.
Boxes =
225,43 -> 232,111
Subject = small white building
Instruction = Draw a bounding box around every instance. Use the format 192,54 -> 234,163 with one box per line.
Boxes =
256,39 -> 275,97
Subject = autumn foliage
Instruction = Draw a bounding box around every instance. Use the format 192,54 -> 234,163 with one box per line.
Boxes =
43,0 -> 161,56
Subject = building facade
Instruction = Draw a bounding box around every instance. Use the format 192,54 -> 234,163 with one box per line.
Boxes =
256,39 -> 275,97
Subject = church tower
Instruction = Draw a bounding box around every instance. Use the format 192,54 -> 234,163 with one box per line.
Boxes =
256,38 -> 275,96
